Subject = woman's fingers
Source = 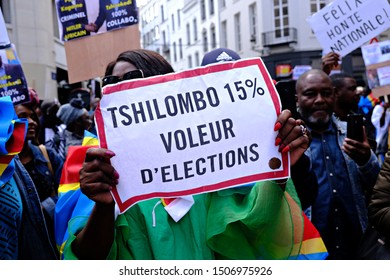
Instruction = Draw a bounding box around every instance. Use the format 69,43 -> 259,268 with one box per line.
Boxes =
79,147 -> 118,204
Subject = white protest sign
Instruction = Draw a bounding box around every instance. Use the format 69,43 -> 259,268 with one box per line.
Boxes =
361,39 -> 390,65
307,0 -> 390,57
95,58 -> 289,213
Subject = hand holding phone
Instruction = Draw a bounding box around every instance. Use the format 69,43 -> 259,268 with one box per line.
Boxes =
346,114 -> 364,142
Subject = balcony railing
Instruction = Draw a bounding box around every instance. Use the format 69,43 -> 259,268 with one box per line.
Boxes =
262,28 -> 298,47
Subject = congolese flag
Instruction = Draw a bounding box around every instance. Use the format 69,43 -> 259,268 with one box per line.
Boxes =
358,93 -> 380,114
0,96 -> 28,186
54,131 -> 98,258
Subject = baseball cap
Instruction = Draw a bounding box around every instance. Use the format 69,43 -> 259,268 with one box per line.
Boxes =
201,48 -> 241,66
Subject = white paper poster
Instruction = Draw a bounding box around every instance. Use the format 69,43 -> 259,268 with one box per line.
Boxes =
307,0 -> 390,56
95,58 -> 289,213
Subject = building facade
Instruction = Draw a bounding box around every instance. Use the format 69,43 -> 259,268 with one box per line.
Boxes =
140,0 -> 390,86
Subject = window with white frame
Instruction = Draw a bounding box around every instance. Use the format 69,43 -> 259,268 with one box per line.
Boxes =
179,38 -> 183,59
234,13 -> 241,51
249,2 -> 257,44
310,0 -> 327,14
52,1 -> 59,39
202,29 -> 208,52
195,52 -> 199,66
188,55 -> 193,68
201,0 -> 206,20
160,5 -> 165,22
193,18 -> 198,41
177,9 -> 181,28
273,0 -> 289,38
210,24 -> 216,49
221,20 -> 227,48
162,30 -> 167,48
209,0 -> 215,15
186,23 -> 191,46
219,0 -> 226,9
173,41 -> 177,62
1,0 -> 11,23
171,14 -> 175,32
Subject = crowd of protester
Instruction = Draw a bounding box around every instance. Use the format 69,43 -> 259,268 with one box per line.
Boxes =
1,47 -> 390,260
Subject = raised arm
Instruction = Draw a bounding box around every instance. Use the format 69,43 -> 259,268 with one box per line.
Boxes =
71,148 -> 119,259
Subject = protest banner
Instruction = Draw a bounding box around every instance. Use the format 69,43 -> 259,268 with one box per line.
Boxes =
307,0 -> 390,57
55,0 -> 138,41
0,7 -> 10,47
362,39 -> 390,97
95,58 -> 289,213
0,45 -> 29,105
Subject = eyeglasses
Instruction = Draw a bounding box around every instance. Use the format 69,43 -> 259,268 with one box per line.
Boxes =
102,69 -> 144,87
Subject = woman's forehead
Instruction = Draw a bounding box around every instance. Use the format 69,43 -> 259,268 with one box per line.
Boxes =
112,61 -> 137,76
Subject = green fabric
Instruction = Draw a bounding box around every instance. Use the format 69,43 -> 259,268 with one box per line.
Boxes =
207,180 -> 302,259
64,195 -> 214,260
63,180 -> 303,260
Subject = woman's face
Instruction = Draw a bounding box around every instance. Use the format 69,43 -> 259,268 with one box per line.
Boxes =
112,61 -> 138,78
14,104 -> 39,141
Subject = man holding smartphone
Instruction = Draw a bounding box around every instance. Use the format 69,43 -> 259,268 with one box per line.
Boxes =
296,69 -> 380,260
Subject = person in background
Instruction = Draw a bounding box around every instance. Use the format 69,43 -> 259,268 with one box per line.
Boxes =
330,73 -> 361,121
357,87 -> 380,150
322,52 -> 377,150
13,96 -> 64,251
200,47 -> 241,65
0,96 -> 58,259
371,101 -> 390,166
88,97 -> 100,136
296,69 -> 380,259
368,151 -> 390,240
57,49 -> 321,260
56,98 -> 92,158
201,47 -> 318,211
27,88 -> 42,118
39,99 -> 66,160
321,51 -> 341,76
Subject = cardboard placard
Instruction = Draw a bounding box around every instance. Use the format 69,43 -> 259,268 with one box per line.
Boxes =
65,25 -> 140,84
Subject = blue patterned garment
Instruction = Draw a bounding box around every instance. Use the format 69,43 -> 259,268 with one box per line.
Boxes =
0,177 -> 23,259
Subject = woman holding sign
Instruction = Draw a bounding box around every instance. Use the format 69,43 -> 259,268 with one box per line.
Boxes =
59,49 -> 323,260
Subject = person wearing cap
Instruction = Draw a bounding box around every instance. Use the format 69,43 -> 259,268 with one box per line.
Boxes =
201,47 -> 241,66
56,98 -> 93,158
201,48 -> 319,211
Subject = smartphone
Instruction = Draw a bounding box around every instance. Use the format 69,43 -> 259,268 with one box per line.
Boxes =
347,114 -> 364,142
275,80 -> 300,120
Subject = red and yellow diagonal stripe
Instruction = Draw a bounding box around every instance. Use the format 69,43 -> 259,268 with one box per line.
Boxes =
55,131 -> 98,258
